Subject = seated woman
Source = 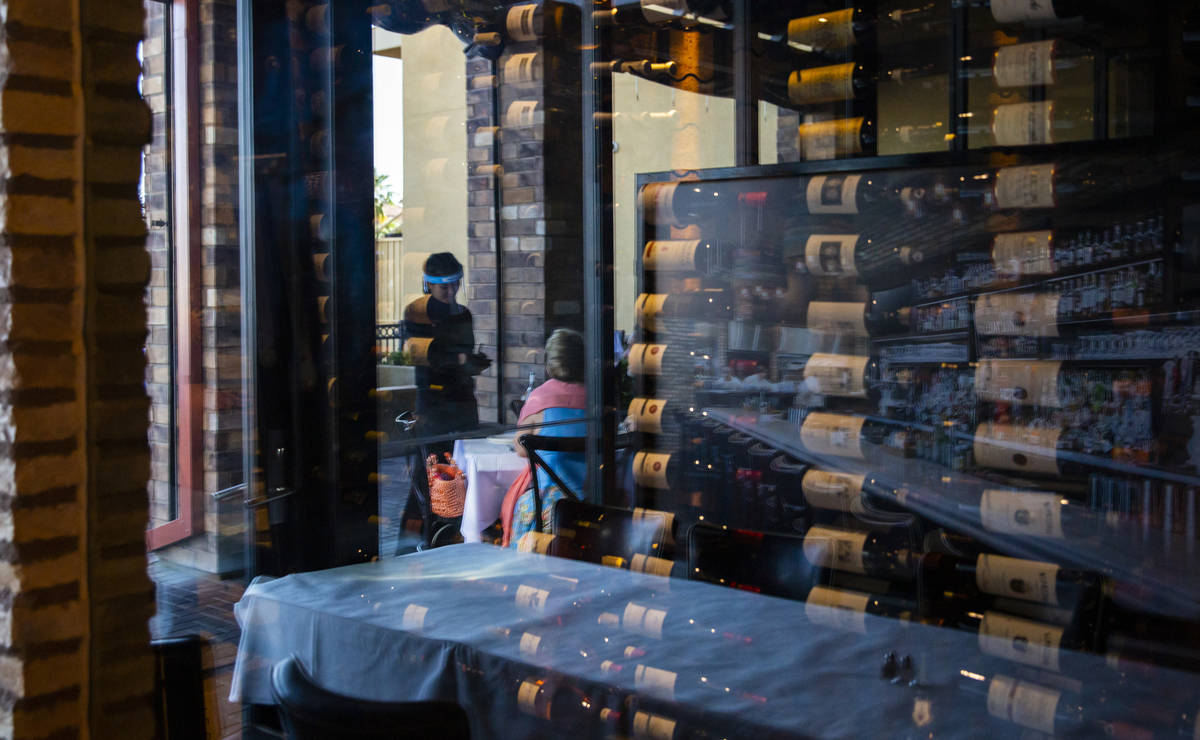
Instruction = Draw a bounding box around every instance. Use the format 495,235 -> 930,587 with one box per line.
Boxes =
503,328 -> 587,547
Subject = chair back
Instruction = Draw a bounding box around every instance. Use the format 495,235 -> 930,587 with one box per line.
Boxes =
518,432 -> 631,531
687,522 -> 814,601
552,499 -> 675,565
270,655 -> 470,740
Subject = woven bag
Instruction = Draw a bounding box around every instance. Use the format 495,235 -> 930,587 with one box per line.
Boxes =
426,452 -> 467,518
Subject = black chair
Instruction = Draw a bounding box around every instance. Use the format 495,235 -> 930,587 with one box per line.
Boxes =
152,635 -> 207,740
270,655 -> 470,740
517,433 -> 631,532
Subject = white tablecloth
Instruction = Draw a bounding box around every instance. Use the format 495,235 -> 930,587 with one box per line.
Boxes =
453,437 -> 527,542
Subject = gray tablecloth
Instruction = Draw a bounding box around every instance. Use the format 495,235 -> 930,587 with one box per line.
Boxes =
231,543 -> 1164,739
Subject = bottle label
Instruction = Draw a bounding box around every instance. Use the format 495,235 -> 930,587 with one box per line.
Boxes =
402,604 -> 428,631
801,412 -> 866,459
788,62 -> 855,106
598,612 -> 621,630
788,8 -> 856,53
801,470 -> 867,511
639,182 -> 680,225
633,711 -> 678,740
515,584 -> 550,613
519,632 -> 543,658
806,174 -> 863,214
403,337 -> 434,366
974,360 -> 1063,408
992,230 -> 1055,278
503,52 -> 542,85
623,602 -> 667,639
516,530 -> 557,555
979,489 -> 1065,538
505,99 -> 539,127
641,0 -> 692,25
804,234 -> 860,277
517,679 -> 545,717
634,665 -> 678,700
507,4 -> 539,41
805,586 -> 869,634
804,353 -> 870,397
808,301 -> 868,336
804,526 -> 869,574
986,675 -> 1061,734
979,612 -> 1064,671
643,240 -> 699,271
629,398 -> 667,434
989,0 -> 1061,23
798,117 -> 865,161
628,343 -> 667,375
992,101 -> 1054,146
993,164 -> 1056,208
992,40 -> 1057,87
632,553 -> 675,577
602,555 -> 627,569
635,293 -> 668,331
973,291 -> 1060,337
633,451 -> 672,489
974,424 -> 1063,476
975,554 -> 1060,605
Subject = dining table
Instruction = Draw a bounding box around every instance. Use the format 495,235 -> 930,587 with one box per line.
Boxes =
452,436 -> 528,543
227,542 -> 1166,739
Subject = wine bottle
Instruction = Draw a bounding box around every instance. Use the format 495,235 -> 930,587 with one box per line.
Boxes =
628,343 -> 711,377
800,469 -> 904,515
797,116 -> 877,160
632,450 -> 681,491
627,398 -> 677,436
805,585 -> 917,633
502,2 -> 578,42
802,524 -> 916,580
619,661 -> 765,704
515,675 -> 621,732
629,552 -> 683,579
959,671 -> 1087,736
641,239 -> 724,274
959,486 -> 1097,538
964,610 -> 1100,673
616,599 -> 752,644
640,181 -> 773,226
628,709 -> 717,740
799,411 -> 914,462
802,353 -> 879,401
963,0 -> 1127,25
791,233 -> 918,282
925,551 -> 1101,607
786,61 -> 873,106
795,292 -> 913,336
971,39 -> 1093,87
604,0 -> 731,29
635,290 -> 734,331
980,98 -> 1095,147
972,421 -> 1098,477
786,7 -> 874,56
950,161 -> 1133,212
772,457 -> 812,533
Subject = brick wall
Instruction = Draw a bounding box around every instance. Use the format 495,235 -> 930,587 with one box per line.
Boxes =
465,25 -> 585,422
142,0 -> 243,574
0,0 -> 157,737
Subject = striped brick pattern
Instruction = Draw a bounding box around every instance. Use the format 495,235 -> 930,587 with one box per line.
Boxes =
0,0 -> 156,736
0,0 -> 91,735
81,0 -> 157,736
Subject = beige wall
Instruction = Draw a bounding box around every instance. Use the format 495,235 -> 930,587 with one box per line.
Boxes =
399,26 -> 469,309
612,75 -> 737,336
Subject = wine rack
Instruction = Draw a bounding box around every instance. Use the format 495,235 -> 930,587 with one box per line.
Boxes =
610,2 -> 1200,738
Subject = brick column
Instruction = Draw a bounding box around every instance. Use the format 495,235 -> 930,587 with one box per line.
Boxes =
465,20 -> 585,422
0,0 -> 157,736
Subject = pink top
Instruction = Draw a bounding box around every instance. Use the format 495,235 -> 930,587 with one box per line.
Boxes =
517,378 -> 587,420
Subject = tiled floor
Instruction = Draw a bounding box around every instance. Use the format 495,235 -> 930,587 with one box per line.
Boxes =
149,556 -> 247,740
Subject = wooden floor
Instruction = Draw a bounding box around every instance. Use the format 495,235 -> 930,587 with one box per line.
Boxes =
149,556 -> 247,740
